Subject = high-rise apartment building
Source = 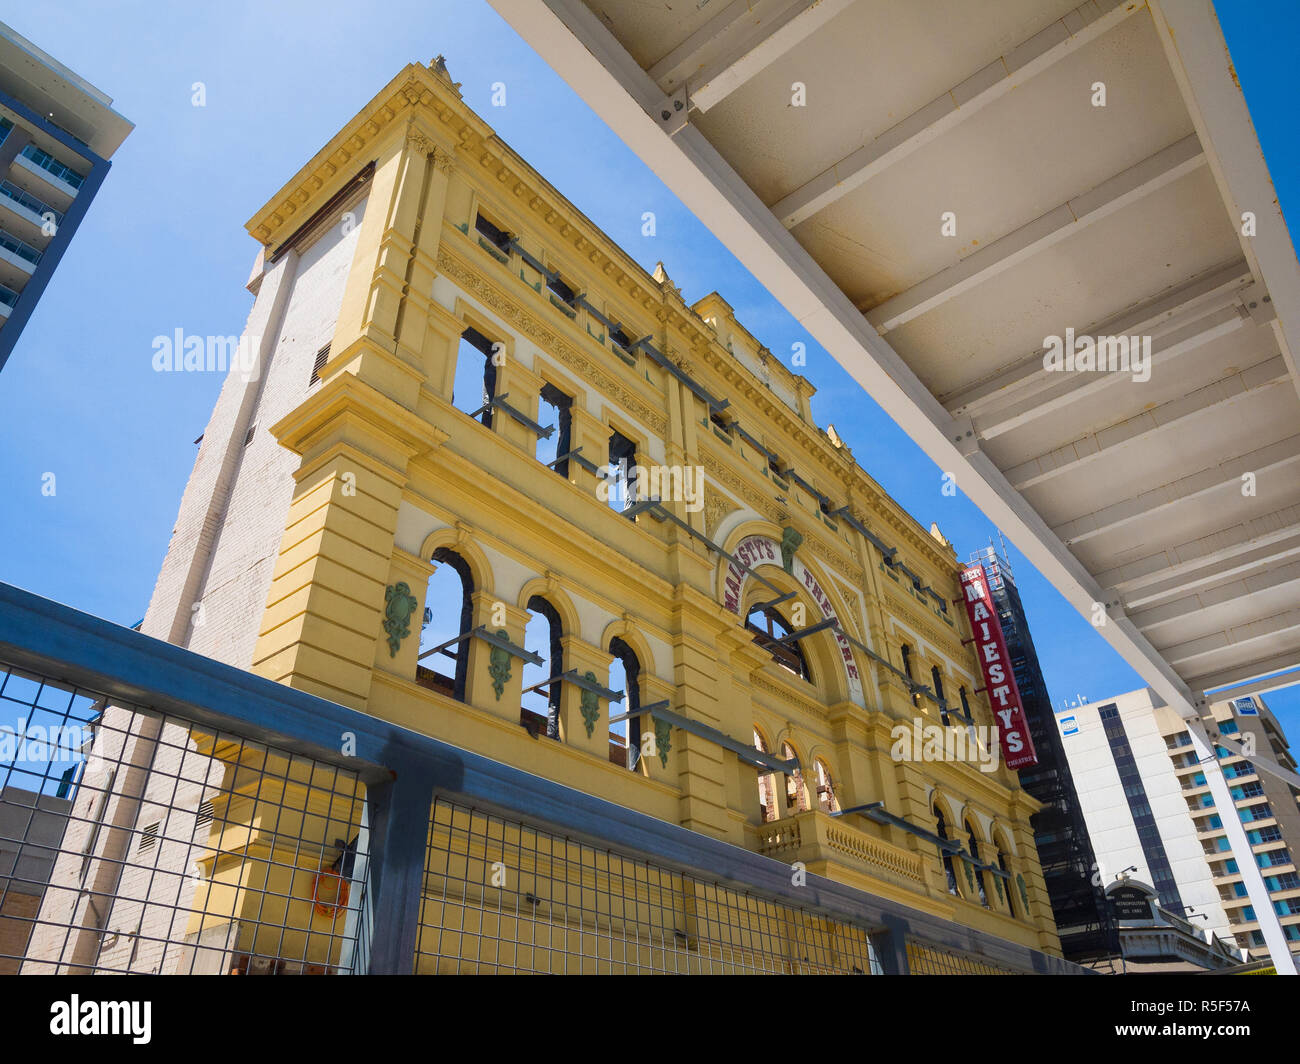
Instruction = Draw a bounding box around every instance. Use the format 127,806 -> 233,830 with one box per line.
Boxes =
1169,693 -> 1300,967
969,545 -> 1117,963
1060,687 -> 1300,969
0,19 -> 132,371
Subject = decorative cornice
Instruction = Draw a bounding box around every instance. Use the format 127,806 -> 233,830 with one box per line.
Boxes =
752,674 -> 827,721
701,449 -> 780,523
248,67 -> 455,248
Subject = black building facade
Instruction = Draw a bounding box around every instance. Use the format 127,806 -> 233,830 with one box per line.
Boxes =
971,546 -> 1119,963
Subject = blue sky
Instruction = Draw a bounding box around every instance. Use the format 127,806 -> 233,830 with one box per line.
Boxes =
0,1 -> 1296,738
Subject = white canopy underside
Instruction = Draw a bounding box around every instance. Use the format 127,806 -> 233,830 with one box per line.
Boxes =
487,0 -> 1300,766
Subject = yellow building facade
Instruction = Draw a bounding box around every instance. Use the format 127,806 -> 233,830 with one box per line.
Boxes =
228,58 -> 1061,966
27,58 -> 1061,975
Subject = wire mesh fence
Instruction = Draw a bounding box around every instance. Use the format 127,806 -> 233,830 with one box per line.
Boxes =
0,662 -> 371,975
417,795 -> 882,974
0,593 -> 1081,977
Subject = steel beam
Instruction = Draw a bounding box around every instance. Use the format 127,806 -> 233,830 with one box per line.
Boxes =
1054,434 -> 1300,547
1098,507 -> 1300,599
973,305 -> 1251,444
866,135 -> 1206,335
942,260 -> 1253,415
485,0 -> 1300,805
772,0 -> 1143,227
650,0 -> 859,116
1130,557 -> 1300,632
1006,356 -> 1289,492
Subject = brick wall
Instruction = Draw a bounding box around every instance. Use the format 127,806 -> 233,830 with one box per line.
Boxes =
142,196 -> 368,668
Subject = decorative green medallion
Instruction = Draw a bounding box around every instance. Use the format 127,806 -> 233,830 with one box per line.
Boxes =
383,582 -> 418,658
488,630 -> 512,700
1016,873 -> 1028,911
994,874 -> 1005,903
779,526 -> 803,574
579,672 -> 600,738
653,717 -> 671,768
964,862 -> 975,892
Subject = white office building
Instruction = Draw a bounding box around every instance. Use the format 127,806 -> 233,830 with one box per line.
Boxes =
1057,689 -> 1234,948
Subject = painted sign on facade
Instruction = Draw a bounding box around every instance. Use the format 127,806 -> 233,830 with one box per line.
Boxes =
722,535 -> 864,706
959,565 -> 1038,770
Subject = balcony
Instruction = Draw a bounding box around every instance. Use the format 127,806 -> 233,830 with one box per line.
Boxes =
0,180 -> 63,238
15,143 -> 85,197
757,808 -> 928,894
0,282 -> 17,318
0,228 -> 40,291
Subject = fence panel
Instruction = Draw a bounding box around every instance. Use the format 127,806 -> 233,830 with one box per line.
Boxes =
417,795 -> 881,974
0,664 -> 371,975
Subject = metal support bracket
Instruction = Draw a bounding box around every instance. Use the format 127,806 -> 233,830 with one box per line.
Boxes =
653,85 -> 690,134
472,625 -> 544,666
836,801 -> 962,854
831,506 -> 898,562
943,416 -> 980,458
625,499 -> 785,595
653,705 -> 798,774
632,334 -> 728,412
774,617 -> 840,644
751,590 -> 797,611
521,669 -> 623,703
608,699 -> 669,726
484,394 -> 554,439
547,445 -> 600,476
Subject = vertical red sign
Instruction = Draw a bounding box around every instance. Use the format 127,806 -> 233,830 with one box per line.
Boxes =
959,566 -> 1038,770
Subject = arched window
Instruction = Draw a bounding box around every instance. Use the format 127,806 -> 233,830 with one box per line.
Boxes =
933,804 -> 959,896
418,548 -> 473,702
521,596 -> 563,739
754,729 -> 777,823
608,637 -> 641,770
931,666 -> 948,724
966,821 -> 988,907
814,759 -> 839,814
782,742 -> 807,813
746,605 -> 812,683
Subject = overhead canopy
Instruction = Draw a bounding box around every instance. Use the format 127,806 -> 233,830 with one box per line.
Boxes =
489,0 -> 1300,740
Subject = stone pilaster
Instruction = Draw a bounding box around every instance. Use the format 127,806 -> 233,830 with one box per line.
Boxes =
565,404 -> 606,500
464,596 -> 531,724
375,548 -> 437,680
558,636 -> 614,760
